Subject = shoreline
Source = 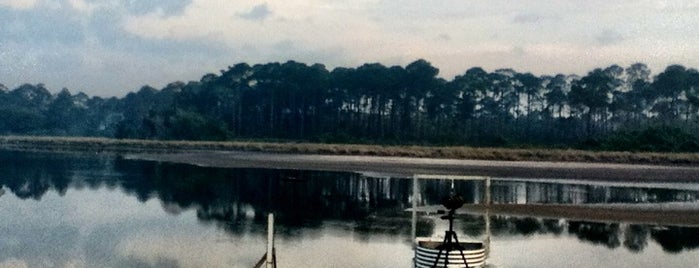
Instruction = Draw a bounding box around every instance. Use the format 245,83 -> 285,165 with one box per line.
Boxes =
3,135 -> 699,164
2,135 -> 699,181
128,151 -> 699,181
4,136 -> 699,227
129,151 -> 699,226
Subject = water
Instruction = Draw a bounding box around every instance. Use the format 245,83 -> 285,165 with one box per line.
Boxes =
1,151 -> 699,267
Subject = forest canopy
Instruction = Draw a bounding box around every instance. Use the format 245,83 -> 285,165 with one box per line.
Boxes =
1,60 -> 699,152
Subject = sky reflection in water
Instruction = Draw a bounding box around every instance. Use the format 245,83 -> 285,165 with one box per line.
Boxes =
1,151 -> 699,267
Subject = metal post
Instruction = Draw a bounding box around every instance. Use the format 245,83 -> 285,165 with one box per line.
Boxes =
266,213 -> 275,268
484,177 -> 491,206
484,177 -> 491,258
411,175 -> 418,248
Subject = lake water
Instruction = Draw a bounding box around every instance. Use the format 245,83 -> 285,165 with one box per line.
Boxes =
1,151 -> 699,267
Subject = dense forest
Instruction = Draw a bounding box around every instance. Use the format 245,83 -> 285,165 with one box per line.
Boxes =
1,60 -> 699,151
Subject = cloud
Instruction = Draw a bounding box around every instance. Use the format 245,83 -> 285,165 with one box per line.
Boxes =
512,46 -> 526,56
0,0 -> 36,10
512,13 -> 544,24
2,0 -> 699,96
67,0 -> 91,13
124,0 -> 191,17
0,0 -> 232,95
595,29 -> 624,46
436,33 -> 451,42
0,6 -> 85,44
0,259 -> 29,268
237,3 -> 271,21
121,0 -> 387,56
0,223 -> 81,267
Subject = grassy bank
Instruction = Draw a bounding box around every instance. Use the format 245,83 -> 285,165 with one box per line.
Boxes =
1,135 -> 699,165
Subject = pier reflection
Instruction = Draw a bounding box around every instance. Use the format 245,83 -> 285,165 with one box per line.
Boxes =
1,150 -> 699,255
490,179 -> 699,205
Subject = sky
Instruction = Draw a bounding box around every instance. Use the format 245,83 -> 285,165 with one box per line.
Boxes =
1,0 -> 698,96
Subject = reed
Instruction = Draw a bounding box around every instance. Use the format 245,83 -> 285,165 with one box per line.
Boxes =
1,135 -> 699,165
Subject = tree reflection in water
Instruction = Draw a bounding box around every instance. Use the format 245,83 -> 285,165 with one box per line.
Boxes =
2,151 -> 699,255
542,219 -> 566,235
624,224 -> 649,252
569,221 -> 621,249
482,215 -> 699,253
0,151 -> 435,239
651,226 -> 699,253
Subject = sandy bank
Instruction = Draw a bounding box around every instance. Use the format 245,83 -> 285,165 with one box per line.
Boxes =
128,151 -> 699,181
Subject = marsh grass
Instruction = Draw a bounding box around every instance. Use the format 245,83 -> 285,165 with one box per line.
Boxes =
2,135 -> 699,165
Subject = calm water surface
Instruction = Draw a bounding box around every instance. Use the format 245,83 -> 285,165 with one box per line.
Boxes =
1,151 -> 699,267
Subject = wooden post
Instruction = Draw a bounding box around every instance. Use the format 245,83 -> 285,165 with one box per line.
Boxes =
484,177 -> 491,258
411,175 -> 418,248
267,213 -> 275,268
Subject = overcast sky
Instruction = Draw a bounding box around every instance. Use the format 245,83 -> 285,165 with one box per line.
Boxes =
1,0 -> 698,96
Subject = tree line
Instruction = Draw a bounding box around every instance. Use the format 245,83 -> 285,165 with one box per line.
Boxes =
1,60 -> 698,151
